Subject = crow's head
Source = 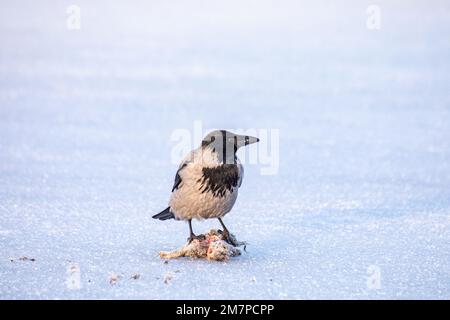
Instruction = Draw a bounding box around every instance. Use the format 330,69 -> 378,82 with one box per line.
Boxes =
201,130 -> 259,163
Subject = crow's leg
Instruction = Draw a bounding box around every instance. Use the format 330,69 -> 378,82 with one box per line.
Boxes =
218,217 -> 230,237
187,219 -> 205,243
218,217 -> 237,246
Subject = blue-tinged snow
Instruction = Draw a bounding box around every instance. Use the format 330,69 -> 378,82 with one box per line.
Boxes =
1,0 -> 450,299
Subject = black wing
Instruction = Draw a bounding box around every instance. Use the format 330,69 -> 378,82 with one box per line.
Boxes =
172,163 -> 188,192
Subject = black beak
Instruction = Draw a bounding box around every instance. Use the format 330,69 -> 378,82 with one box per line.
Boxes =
244,135 -> 259,146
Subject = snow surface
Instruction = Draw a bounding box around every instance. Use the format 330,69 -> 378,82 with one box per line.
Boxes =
1,0 -> 450,299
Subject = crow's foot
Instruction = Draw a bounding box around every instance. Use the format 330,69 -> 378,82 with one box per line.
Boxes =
187,234 -> 206,244
218,229 -> 238,247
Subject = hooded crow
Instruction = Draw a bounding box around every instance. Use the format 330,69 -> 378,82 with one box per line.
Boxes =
153,130 -> 259,244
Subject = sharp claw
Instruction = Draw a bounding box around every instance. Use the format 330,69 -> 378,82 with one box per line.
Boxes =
220,231 -> 238,247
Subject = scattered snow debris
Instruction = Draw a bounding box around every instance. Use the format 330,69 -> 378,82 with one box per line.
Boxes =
130,273 -> 140,280
109,272 -> 121,285
68,263 -> 79,274
251,277 -> 257,283
163,272 -> 173,284
16,256 -> 35,262
66,263 -> 81,290
158,229 -> 246,261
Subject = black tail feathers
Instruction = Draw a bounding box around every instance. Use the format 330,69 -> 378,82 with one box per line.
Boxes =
152,207 -> 174,220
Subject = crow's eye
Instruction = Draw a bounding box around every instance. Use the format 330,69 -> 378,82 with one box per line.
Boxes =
245,136 -> 249,145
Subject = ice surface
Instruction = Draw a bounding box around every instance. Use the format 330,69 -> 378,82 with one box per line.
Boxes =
1,0 -> 450,299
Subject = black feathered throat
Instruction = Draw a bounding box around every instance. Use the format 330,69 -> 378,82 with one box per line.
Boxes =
198,164 -> 239,197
